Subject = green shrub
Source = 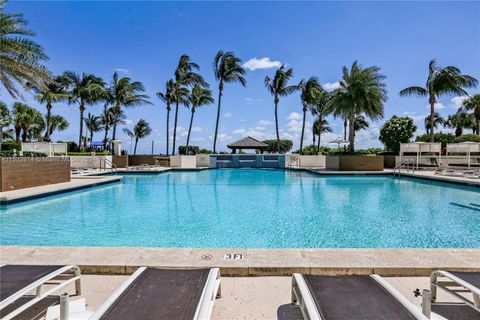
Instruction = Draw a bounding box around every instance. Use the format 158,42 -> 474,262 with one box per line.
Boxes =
1,140 -> 20,151
292,145 -> 331,155
262,139 -> 293,154
454,134 -> 480,143
379,116 -> 417,152
415,132 -> 455,149
0,151 -> 48,157
178,145 -> 200,155
329,148 -> 384,156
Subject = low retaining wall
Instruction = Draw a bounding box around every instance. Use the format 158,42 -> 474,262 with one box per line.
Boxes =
0,157 -> 70,191
128,155 -> 156,166
112,155 -> 128,168
170,156 -> 196,168
70,156 -> 113,169
326,156 -> 384,171
285,155 -> 326,168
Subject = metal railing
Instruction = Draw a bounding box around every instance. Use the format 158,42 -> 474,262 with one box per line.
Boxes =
393,159 -> 415,176
99,158 -> 117,173
287,158 -> 300,168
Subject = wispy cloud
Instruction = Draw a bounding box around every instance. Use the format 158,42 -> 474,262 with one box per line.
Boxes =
223,112 -> 233,118
425,102 -> 445,110
322,81 -> 341,91
287,112 -> 302,120
256,120 -> 273,126
243,57 -> 282,71
450,95 -> 468,109
115,68 -> 130,74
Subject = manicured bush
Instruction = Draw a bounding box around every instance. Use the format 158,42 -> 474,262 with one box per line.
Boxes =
262,139 -> 293,154
415,132 -> 455,149
0,151 -> 48,157
1,140 -> 20,151
379,116 -> 417,152
178,145 -> 200,155
454,134 -> 480,143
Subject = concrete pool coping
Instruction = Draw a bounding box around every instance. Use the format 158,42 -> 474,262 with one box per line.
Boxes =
1,246 -> 479,276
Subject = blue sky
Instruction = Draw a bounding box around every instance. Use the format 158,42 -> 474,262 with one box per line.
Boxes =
4,1 -> 480,153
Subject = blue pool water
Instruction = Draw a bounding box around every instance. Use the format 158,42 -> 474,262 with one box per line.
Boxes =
1,169 -> 479,248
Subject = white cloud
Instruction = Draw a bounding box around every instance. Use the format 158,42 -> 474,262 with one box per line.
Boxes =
322,81 -> 341,92
256,120 -> 273,126
232,128 -> 246,135
246,97 -> 264,105
209,133 -> 233,142
287,112 -> 302,120
125,119 -> 133,125
450,96 -> 469,109
243,57 -> 282,71
191,137 -> 206,142
223,112 -> 233,118
115,68 -> 130,74
287,119 -> 310,133
425,102 -> 445,110
191,126 -> 203,132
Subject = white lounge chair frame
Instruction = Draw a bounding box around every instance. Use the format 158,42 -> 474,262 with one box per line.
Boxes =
89,267 -> 221,320
291,273 -> 430,320
0,265 -> 81,320
430,270 -> 480,310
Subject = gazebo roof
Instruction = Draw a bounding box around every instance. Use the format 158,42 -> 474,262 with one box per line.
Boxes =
227,136 -> 268,149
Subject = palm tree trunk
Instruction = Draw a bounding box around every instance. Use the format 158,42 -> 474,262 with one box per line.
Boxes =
0,125 -> 3,150
111,105 -> 120,141
186,108 -> 195,153
476,116 -> 480,135
172,101 -> 179,155
429,101 -> 435,142
317,134 -> 321,155
103,125 -> 109,150
343,117 -> 347,140
213,81 -> 223,154
22,127 -> 28,142
134,137 -> 138,155
90,131 -> 94,147
348,113 -> 355,151
274,98 -> 280,153
79,102 -> 85,150
45,103 -> 52,142
166,106 -> 170,155
15,127 -> 21,142
312,132 -> 316,155
299,104 -> 306,154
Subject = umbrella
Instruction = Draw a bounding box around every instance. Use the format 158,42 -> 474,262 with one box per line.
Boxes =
328,138 -> 349,149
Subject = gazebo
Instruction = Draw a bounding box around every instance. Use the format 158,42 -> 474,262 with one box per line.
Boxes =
227,136 -> 268,154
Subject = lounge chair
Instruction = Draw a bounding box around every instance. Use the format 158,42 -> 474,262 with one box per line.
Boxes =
291,274 -> 430,319
430,271 -> 480,309
89,267 -> 221,320
0,265 -> 81,320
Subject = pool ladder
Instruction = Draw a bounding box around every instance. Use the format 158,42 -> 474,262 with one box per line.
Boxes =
394,159 -> 415,176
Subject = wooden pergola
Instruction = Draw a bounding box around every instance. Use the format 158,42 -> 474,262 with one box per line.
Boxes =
227,136 -> 268,154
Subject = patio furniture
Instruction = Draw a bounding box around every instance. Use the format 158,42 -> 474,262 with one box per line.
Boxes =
0,265 -> 81,320
89,267 -> 221,320
291,274 -> 429,319
430,271 -> 480,309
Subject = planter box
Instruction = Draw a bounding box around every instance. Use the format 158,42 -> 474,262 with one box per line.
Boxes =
326,155 -> 384,171
170,156 -> 196,168
0,157 -> 70,191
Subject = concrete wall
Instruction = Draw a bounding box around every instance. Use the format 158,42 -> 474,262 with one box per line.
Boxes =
195,154 -> 210,167
128,155 -> 156,166
326,155 -> 384,171
70,156 -> 113,169
0,157 -> 70,191
285,155 -> 326,168
170,156 -> 197,168
112,155 -> 128,168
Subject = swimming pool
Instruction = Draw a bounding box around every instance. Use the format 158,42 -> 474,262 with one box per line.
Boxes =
1,169 -> 479,248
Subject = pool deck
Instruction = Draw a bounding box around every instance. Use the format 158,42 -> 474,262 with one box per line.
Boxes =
1,246 -> 479,276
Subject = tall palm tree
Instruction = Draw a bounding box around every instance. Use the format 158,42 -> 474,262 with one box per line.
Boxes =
332,61 -> 387,151
462,94 -> 480,135
310,90 -> 333,154
312,117 -> 332,153
123,119 -> 152,155
186,85 -> 214,151
213,50 -> 246,153
299,77 -> 321,153
445,111 -> 476,137
27,76 -> 69,141
0,101 -> 11,148
400,60 -> 477,141
156,79 -> 175,155
100,105 -> 115,150
62,71 -> 105,149
424,112 -> 444,135
0,0 -> 51,98
172,55 -> 206,155
47,114 -> 68,140
84,113 -> 102,145
265,65 -> 300,153
353,114 -> 369,139
12,102 -> 41,142
105,72 -> 151,141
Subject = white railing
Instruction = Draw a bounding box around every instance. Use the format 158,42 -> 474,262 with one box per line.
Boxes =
287,158 -> 300,168
394,159 -> 416,176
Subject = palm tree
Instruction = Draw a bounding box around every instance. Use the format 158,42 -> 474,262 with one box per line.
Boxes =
84,113 -> 102,145
186,85 -> 214,152
12,102 -> 41,142
0,0 -> 51,98
332,61 -> 387,151
462,94 -> 480,134
445,111 -> 476,137
400,60 -> 478,141
265,65 -> 300,153
0,101 -> 11,148
62,71 -> 105,149
213,50 -> 246,153
100,105 -> 115,150
424,112 -> 444,135
27,76 -> 69,141
299,77 -> 321,153
172,55 -> 207,155
47,114 -> 68,140
312,117 -> 332,153
123,119 -> 152,155
309,90 -> 333,154
105,72 -> 151,142
156,79 -> 175,155
353,114 -> 369,139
